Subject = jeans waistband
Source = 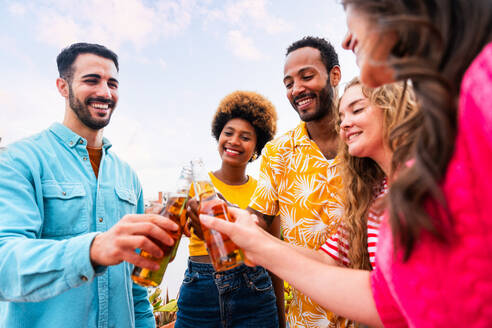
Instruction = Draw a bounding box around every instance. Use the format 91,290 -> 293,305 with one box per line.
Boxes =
187,257 -> 262,276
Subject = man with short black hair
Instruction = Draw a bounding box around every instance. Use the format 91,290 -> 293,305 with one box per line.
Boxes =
249,36 -> 346,327
0,42 -> 176,327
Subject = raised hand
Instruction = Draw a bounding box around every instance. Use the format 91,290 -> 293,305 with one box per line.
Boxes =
89,213 -> 179,270
200,206 -> 265,266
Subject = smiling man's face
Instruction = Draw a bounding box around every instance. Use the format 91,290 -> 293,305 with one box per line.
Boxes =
67,53 -> 119,130
283,47 -> 334,122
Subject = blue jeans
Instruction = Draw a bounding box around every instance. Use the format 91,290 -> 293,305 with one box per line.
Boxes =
175,259 -> 279,328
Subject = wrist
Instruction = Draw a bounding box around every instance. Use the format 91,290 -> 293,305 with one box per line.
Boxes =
89,232 -> 104,268
249,229 -> 277,267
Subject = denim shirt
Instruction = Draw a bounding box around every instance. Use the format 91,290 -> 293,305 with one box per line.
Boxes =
0,123 -> 154,328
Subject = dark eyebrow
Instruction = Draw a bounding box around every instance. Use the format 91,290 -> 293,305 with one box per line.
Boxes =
81,74 -> 101,79
298,67 -> 314,75
283,66 -> 315,84
224,126 -> 254,136
81,74 -> 119,84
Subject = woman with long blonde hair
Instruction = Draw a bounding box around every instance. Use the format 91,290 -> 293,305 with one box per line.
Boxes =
321,77 -> 417,271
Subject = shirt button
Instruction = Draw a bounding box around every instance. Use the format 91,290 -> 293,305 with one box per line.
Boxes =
62,191 -> 66,196
80,275 -> 88,281
69,141 -> 73,146
79,140 -> 83,144
99,217 -> 103,223
83,157 -> 87,161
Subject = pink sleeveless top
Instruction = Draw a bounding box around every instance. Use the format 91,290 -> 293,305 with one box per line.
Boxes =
371,42 -> 492,327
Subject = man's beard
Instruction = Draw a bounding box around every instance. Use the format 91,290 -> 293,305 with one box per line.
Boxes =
295,80 -> 335,123
68,84 -> 114,130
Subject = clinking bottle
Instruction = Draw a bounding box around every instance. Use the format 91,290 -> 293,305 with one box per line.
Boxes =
191,159 -> 244,272
131,164 -> 192,287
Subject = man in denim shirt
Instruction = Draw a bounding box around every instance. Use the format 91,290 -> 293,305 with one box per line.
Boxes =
0,43 -> 178,327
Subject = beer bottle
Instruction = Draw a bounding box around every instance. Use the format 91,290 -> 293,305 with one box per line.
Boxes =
131,164 -> 192,287
191,159 -> 244,272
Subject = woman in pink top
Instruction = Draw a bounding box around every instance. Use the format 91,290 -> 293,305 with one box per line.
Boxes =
199,0 -> 492,327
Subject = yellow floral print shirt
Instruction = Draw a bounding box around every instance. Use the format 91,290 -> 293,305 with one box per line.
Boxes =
249,122 -> 345,328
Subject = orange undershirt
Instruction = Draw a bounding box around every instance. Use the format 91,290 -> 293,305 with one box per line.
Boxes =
87,146 -> 102,178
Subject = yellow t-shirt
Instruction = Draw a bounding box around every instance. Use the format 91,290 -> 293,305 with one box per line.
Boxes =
188,172 -> 257,256
249,122 -> 346,328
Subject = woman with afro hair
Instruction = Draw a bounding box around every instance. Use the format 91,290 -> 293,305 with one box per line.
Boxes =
175,90 -> 281,328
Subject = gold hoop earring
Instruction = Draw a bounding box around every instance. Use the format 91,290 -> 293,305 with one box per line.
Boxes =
251,152 -> 258,161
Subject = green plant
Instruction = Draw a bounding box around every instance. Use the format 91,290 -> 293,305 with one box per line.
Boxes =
149,287 -> 178,327
284,281 -> 294,314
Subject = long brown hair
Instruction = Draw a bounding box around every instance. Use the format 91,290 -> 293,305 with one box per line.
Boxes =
337,77 -> 417,270
341,0 -> 492,259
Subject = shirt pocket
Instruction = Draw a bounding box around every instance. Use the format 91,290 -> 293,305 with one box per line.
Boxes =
41,181 -> 88,238
115,186 -> 138,219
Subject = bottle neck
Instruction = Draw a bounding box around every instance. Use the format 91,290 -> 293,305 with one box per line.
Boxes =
193,179 -> 216,201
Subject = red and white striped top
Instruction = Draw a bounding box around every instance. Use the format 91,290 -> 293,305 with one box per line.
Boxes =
320,178 -> 388,269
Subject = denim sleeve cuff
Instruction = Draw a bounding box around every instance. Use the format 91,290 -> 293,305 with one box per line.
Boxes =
63,232 -> 108,288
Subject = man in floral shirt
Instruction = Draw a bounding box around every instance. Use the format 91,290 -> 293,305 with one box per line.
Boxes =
249,36 -> 345,328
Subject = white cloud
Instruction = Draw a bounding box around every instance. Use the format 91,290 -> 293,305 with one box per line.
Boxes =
28,0 -> 196,50
155,0 -> 195,37
8,3 -> 26,16
23,0 -> 290,62
159,58 -> 168,71
37,12 -> 83,49
0,34 -> 35,68
227,30 -> 264,61
200,7 -> 223,28
224,0 -> 291,34
0,77 -> 61,145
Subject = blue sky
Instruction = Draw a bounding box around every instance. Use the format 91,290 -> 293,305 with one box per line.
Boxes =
0,0 -> 359,295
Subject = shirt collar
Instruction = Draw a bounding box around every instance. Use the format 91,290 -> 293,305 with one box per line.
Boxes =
49,122 -> 112,151
292,122 -> 312,147
292,121 -> 341,167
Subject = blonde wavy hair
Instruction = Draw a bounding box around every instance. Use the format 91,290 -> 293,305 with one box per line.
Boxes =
336,77 -> 418,270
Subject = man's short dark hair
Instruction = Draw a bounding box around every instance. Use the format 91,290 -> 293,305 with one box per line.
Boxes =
286,36 -> 339,73
56,42 -> 119,82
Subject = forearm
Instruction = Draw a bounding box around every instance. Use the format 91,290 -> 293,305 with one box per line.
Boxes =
250,233 -> 383,327
289,242 -> 337,266
0,233 -> 100,302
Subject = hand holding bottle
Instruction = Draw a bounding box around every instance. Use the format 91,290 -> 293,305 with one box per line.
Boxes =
90,213 -> 179,270
199,206 -> 264,267
131,164 -> 193,287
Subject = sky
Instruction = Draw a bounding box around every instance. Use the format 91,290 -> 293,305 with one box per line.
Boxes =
0,0 -> 359,297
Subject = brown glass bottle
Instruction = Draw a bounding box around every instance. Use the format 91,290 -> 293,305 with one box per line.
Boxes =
131,194 -> 188,287
132,163 -> 192,287
195,180 -> 244,271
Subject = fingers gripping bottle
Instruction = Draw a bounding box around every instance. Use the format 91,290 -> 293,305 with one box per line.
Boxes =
191,159 -> 244,271
131,164 -> 193,287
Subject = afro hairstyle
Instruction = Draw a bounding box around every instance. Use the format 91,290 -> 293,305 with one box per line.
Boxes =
211,91 -> 277,161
